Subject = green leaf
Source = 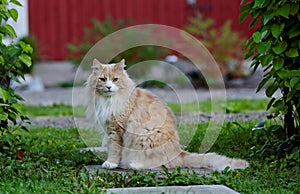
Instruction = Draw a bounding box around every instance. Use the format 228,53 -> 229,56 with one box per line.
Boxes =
240,1 -> 253,11
253,0 -> 265,8
239,11 -> 249,23
2,24 -> 17,37
286,89 -> 296,102
271,23 -> 285,38
18,53 -> 32,67
290,3 -> 299,15
278,70 -> 300,79
0,56 -> 4,64
245,50 -> 254,59
249,18 -> 258,28
253,32 -> 261,43
267,97 -> 276,110
10,0 -> 23,6
0,88 -> 10,102
288,30 -> 300,39
8,8 -> 18,21
285,48 -> 299,57
0,111 -> 8,121
284,80 -> 290,87
272,41 -> 288,54
295,83 -> 300,90
263,13 -> 275,25
260,29 -> 269,40
276,4 -> 290,18
266,84 -> 278,97
273,57 -> 284,70
257,42 -> 271,54
260,54 -> 274,67
8,45 -> 21,57
12,103 -> 24,115
257,75 -> 271,92
290,77 -> 299,88
19,41 -> 33,53
244,37 -> 253,49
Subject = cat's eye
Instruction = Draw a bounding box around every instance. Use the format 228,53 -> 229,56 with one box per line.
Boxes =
113,78 -> 119,82
99,77 -> 105,82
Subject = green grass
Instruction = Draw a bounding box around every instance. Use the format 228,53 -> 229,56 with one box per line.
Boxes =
24,103 -> 85,117
0,122 -> 299,193
24,99 -> 269,117
167,98 -> 269,113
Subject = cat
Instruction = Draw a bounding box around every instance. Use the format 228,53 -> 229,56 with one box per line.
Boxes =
86,59 -> 249,172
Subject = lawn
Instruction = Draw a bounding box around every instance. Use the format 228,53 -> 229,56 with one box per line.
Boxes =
0,122 -> 299,193
24,98 -> 269,117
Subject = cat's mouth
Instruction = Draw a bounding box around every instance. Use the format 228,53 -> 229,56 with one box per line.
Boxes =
95,86 -> 115,96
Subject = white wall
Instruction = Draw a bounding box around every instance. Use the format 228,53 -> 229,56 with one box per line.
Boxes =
4,0 -> 28,44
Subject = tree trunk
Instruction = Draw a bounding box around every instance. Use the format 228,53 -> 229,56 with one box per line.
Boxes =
284,91 -> 295,139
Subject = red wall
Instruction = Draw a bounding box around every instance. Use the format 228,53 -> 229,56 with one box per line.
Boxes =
28,0 -> 253,60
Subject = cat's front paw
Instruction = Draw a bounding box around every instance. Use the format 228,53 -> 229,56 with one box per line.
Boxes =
102,161 -> 118,169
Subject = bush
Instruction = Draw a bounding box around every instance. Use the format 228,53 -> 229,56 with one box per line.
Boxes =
0,0 -> 32,157
240,0 -> 300,156
67,17 -> 170,67
18,35 -> 40,74
185,13 -> 247,78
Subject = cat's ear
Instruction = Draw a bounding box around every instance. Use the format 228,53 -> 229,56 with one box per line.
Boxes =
92,59 -> 103,72
115,59 -> 126,71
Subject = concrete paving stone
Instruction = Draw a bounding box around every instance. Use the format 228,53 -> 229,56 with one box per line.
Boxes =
28,111 -> 268,129
105,185 -> 239,194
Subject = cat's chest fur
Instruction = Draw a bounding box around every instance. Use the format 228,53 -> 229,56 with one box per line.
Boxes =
93,95 -> 129,127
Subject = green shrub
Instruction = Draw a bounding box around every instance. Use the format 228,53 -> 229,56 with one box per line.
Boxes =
18,34 -> 40,74
67,17 -> 170,67
185,13 -> 247,77
0,0 -> 32,157
240,0 -> 300,157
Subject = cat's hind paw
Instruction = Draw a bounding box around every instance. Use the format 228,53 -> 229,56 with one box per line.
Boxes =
102,161 -> 118,169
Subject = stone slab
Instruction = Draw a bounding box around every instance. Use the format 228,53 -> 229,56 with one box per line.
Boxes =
105,185 -> 239,194
28,111 -> 268,129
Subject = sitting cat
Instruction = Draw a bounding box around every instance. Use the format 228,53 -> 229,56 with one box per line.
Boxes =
86,59 -> 249,172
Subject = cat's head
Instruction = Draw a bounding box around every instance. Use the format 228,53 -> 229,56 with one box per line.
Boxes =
87,59 -> 134,97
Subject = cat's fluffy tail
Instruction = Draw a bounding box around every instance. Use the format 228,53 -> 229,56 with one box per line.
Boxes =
180,151 -> 249,172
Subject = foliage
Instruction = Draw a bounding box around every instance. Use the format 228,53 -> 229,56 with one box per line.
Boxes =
251,120 -> 300,162
240,0 -> 300,154
19,34 -> 40,74
0,0 -> 32,157
67,17 -> 170,67
185,13 -> 247,77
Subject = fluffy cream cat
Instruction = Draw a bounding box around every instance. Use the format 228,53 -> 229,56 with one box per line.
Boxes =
86,59 -> 249,172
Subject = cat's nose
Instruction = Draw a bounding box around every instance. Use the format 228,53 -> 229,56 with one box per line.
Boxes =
106,86 -> 111,90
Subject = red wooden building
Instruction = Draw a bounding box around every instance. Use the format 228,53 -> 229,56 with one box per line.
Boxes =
28,0 -> 253,61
